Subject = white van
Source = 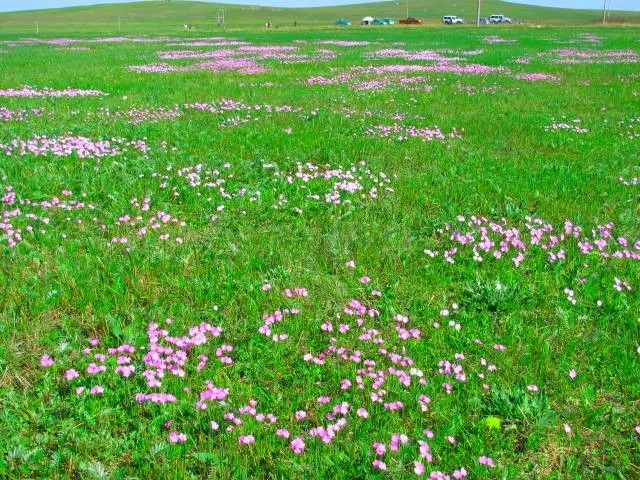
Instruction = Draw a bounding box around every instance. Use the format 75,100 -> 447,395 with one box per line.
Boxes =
489,14 -> 512,24
442,16 -> 464,25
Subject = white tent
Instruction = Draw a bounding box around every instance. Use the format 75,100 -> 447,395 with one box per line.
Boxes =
361,16 -> 375,25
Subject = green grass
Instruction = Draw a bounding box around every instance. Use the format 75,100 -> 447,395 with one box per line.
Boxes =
0,21 -> 639,480
0,0 -> 639,35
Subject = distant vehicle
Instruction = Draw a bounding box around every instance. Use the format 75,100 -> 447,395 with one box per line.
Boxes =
479,17 -> 490,24
399,17 -> 423,25
335,19 -> 352,26
489,14 -> 512,23
372,18 -> 395,25
442,16 -> 464,25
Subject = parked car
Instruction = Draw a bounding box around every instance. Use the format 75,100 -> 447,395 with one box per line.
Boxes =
442,16 -> 464,25
479,17 -> 490,24
489,14 -> 512,24
400,17 -> 423,25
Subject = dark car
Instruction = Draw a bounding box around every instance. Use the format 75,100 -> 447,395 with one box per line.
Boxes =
400,17 -> 423,25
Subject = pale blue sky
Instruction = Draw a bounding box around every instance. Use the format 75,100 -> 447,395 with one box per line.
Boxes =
1,0 -> 639,13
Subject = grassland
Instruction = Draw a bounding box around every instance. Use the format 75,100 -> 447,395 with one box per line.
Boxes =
1,0 -> 640,35
0,13 -> 639,480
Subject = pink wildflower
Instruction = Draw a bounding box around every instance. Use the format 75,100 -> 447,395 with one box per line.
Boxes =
372,442 -> 386,455
479,456 -> 495,467
168,431 -> 187,443
40,355 -> 54,367
89,385 -> 104,395
291,437 -> 305,454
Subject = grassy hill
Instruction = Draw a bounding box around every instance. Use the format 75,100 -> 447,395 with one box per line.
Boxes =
0,0 -> 639,35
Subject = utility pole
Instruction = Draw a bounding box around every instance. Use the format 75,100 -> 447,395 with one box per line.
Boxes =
36,22 -> 39,34
476,0 -> 481,26
602,0 -> 612,24
406,0 -> 409,19
118,17 -> 121,33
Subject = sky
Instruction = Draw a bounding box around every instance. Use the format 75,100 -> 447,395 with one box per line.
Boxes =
1,0 -> 639,13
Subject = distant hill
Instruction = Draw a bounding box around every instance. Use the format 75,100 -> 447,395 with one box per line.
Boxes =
0,0 -> 638,35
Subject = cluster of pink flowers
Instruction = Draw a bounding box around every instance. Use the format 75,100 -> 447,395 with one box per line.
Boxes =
0,85 -> 107,97
577,33 -> 603,44
307,63 -> 505,89
136,43 -> 338,75
157,46 -> 332,64
0,106 -> 45,121
185,99 -> 302,115
454,81 -> 516,96
234,45 -> 336,63
115,156 -> 386,233
128,58 -> 266,75
2,36 -> 183,47
365,124 -> 461,143
37,317 -> 234,419
544,118 -> 588,133
482,36 -> 516,44
90,99 -> 306,129
277,160 -> 394,209
0,134 -> 149,159
356,76 -> 434,92
427,215 -> 640,266
370,432 -> 469,477
478,456 -> 496,467
0,185 -> 97,248
513,72 -> 560,81
305,62 -> 508,90
95,106 -> 182,124
157,49 -> 237,60
316,40 -> 370,47
367,48 -> 462,63
545,48 -> 640,64
166,40 -> 250,47
34,266 -> 542,475
258,308 -> 300,342
106,197 -> 186,249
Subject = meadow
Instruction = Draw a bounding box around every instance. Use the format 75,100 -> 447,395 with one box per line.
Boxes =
0,17 -> 639,480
